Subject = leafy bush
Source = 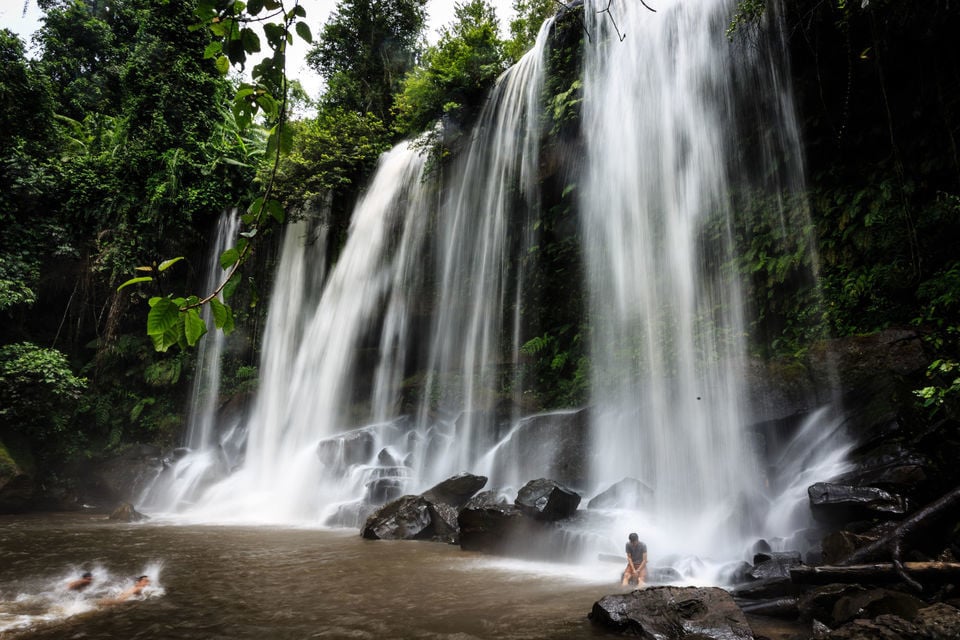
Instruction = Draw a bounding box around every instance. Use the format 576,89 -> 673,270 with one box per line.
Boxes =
0,342 -> 86,443
392,0 -> 508,137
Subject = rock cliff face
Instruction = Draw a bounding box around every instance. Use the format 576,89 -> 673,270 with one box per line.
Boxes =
0,437 -> 35,512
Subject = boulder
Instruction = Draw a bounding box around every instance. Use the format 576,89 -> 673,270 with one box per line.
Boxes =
316,428 -> 375,468
913,603 -> 960,639
808,482 -> 908,523
733,553 -> 803,600
821,530 -> 878,564
482,409 -> 591,488
427,502 -> 460,544
421,472 -> 487,507
364,477 -> 404,505
458,491 -> 554,557
361,495 -> 431,540
515,478 -> 581,521
836,445 -> 931,493
831,588 -> 926,626
821,603 -> 960,640
797,584 -> 868,625
589,586 -> 754,639
109,502 -> 148,522
587,477 -> 654,510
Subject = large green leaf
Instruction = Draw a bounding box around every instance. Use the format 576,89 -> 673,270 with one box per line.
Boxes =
117,276 -> 153,291
147,298 -> 183,352
157,256 -> 184,272
184,308 -> 208,346
295,21 -> 313,44
220,248 -> 240,270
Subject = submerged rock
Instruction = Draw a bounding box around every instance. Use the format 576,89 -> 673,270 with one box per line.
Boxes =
589,586 -> 754,639
109,502 -> 148,522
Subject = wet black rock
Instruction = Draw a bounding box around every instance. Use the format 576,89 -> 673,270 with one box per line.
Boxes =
733,553 -> 804,599
821,602 -> 960,640
361,495 -> 431,540
820,530 -> 878,564
836,445 -> 931,493
458,490 -> 558,557
515,478 -> 581,521
364,476 -> 404,505
808,482 -> 908,523
427,501 -> 460,544
831,588 -> 927,627
316,428 -> 374,468
589,586 -> 754,639
421,472 -> 487,507
797,584 -> 868,625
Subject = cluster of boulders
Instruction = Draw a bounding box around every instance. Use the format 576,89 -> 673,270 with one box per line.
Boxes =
360,473 -> 583,556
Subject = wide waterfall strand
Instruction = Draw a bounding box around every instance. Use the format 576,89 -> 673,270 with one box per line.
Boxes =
580,0 -> 772,554
376,20 -> 553,490
182,146 -> 428,523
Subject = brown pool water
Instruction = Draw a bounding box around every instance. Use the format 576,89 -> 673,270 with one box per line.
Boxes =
0,513 -> 620,639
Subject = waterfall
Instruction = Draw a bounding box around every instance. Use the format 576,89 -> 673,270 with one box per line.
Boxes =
186,209 -> 241,451
152,3 -> 847,572
578,0 -> 828,557
139,209 -> 240,512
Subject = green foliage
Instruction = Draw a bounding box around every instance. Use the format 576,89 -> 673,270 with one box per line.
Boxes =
222,363 -> 259,397
306,0 -> 428,123
0,342 -> 87,443
542,4 -> 583,137
272,108 -> 391,207
726,0 -> 765,40
505,0 -> 555,62
915,358 -> 960,416
392,0 -> 508,137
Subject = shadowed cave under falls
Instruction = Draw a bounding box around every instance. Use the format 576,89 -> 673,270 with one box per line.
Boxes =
141,0 -> 850,582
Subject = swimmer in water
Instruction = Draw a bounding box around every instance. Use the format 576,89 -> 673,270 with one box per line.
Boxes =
67,572 -> 93,591
99,575 -> 150,605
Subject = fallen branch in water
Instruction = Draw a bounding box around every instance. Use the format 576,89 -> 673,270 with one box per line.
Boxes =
835,485 -> 960,591
790,561 -> 960,586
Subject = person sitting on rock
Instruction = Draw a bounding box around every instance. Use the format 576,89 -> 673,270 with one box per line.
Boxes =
621,532 -> 647,588
67,572 -> 94,591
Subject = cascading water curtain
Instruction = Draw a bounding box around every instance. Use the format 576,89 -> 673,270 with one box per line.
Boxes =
579,0 -> 794,556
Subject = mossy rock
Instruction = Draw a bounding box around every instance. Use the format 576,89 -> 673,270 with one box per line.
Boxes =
0,436 -> 36,512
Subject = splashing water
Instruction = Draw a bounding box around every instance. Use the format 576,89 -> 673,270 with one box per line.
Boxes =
0,563 -> 165,635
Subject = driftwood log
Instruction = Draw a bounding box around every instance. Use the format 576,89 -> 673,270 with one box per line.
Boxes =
791,562 -> 960,585
836,485 -> 960,591
736,596 -> 799,617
